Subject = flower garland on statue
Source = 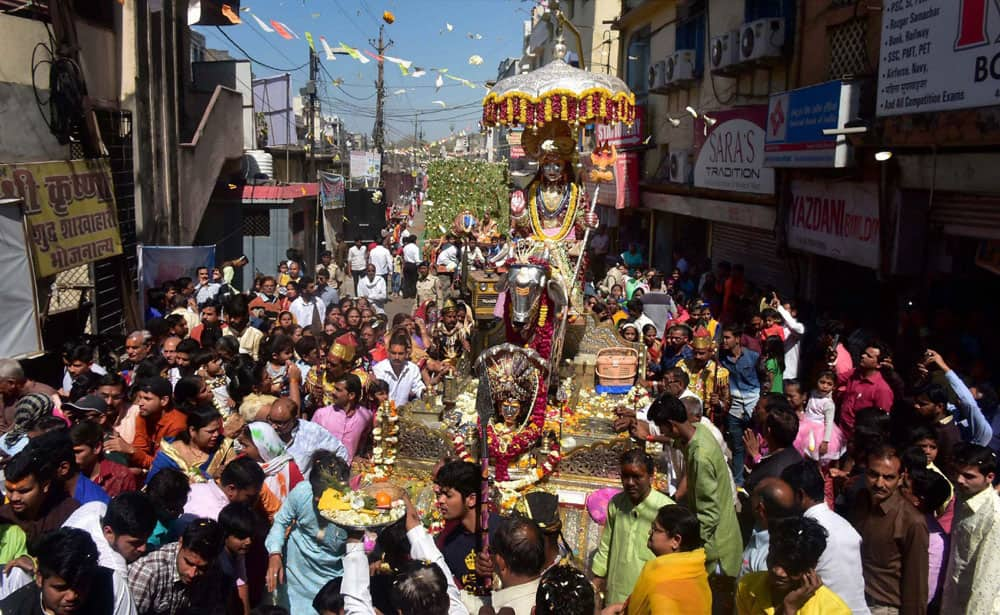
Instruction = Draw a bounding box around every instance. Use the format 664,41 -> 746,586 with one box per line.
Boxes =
495,443 -> 561,511
502,290 -> 556,361
452,292 -> 556,481
367,400 -> 399,482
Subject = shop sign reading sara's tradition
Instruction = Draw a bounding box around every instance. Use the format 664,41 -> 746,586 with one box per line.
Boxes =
693,106 -> 774,195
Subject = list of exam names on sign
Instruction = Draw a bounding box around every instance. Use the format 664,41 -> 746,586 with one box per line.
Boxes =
878,0 -> 946,115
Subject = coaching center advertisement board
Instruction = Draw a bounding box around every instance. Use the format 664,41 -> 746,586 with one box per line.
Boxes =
878,0 -> 1000,116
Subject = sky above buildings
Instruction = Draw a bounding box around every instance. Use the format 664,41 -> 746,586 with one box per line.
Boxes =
196,0 -> 533,144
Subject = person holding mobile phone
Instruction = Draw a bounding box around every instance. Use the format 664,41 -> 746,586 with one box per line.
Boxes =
736,516 -> 850,614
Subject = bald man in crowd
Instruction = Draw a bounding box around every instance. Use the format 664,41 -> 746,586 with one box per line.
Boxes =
740,477 -> 797,577
266,398 -> 348,477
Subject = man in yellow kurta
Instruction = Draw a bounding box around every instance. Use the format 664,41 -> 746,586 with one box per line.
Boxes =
592,449 -> 673,606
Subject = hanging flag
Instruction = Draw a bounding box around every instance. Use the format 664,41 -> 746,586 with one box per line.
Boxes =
270,20 -> 294,40
435,73 -> 444,91
339,43 -> 370,64
411,67 -> 426,78
432,100 -> 447,108
397,64 -> 409,76
383,55 -> 412,70
250,13 -> 274,32
363,49 -> 383,63
320,37 -> 337,60
468,55 -> 483,66
304,32 -> 315,52
221,4 -> 240,24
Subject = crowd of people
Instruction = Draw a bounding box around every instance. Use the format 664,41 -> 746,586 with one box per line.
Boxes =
586,246 -> 1000,614
0,215 -> 998,615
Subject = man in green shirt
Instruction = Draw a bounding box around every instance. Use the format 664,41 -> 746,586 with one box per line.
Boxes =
592,448 -> 673,606
648,393 -> 742,578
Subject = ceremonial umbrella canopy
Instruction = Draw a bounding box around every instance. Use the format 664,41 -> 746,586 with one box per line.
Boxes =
482,41 -> 635,129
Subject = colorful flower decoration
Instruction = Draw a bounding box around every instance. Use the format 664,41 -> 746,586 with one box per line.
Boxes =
483,89 -> 636,129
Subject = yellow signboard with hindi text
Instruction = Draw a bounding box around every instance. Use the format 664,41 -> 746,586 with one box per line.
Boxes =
0,159 -> 123,277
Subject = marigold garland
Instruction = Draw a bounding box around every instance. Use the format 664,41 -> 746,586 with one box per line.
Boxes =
526,180 -> 580,241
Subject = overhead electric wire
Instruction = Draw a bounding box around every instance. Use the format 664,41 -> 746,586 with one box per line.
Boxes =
214,27 -> 308,72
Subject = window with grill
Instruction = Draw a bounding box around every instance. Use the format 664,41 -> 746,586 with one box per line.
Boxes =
828,18 -> 870,79
243,211 -> 271,236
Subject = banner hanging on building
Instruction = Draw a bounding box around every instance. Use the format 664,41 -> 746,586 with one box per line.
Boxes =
787,180 -> 880,269
349,151 -> 381,180
318,171 -> 345,209
878,1 -> 1000,116
137,244 -> 216,315
693,106 -> 774,195
0,159 -> 123,277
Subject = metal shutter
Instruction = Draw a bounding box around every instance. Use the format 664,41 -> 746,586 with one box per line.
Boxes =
710,222 -> 794,294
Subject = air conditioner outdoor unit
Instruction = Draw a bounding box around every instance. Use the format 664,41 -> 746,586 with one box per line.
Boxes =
648,60 -> 666,90
665,50 -> 696,87
739,18 -> 785,63
668,149 -> 692,184
710,31 -> 739,73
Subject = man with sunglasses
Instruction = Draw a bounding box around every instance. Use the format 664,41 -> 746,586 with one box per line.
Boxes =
659,324 -> 694,372
266,398 -> 348,477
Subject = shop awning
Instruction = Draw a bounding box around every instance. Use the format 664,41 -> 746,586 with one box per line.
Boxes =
239,183 -> 318,205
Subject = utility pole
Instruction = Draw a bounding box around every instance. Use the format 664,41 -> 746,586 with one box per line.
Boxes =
370,24 -> 393,167
306,48 -> 319,181
412,113 -> 419,174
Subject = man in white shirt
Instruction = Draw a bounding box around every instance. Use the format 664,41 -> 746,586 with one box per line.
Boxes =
267,398 -> 349,477
402,236 -> 421,298
357,265 -> 388,314
62,492 -> 157,576
771,293 -> 805,380
288,276 -> 327,331
342,494 -> 468,615
194,266 -> 221,306
372,333 -> 425,407
436,236 -> 460,272
782,460 -> 871,615
347,238 -> 368,293
491,516 -> 545,615
940,443 -> 1000,614
368,239 -> 393,289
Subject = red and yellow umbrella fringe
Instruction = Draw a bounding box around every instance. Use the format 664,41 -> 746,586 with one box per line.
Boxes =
482,88 -> 636,128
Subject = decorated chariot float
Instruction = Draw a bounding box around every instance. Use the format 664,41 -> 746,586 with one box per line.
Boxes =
322,33 -> 662,566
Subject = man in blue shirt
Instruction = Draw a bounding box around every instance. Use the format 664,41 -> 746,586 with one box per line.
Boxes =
659,324 -> 694,372
720,323 -> 763,487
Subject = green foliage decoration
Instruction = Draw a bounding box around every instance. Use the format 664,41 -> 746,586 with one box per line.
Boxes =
424,159 -> 509,239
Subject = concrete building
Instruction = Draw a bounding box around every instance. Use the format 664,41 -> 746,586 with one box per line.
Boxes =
0,1 -> 245,345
